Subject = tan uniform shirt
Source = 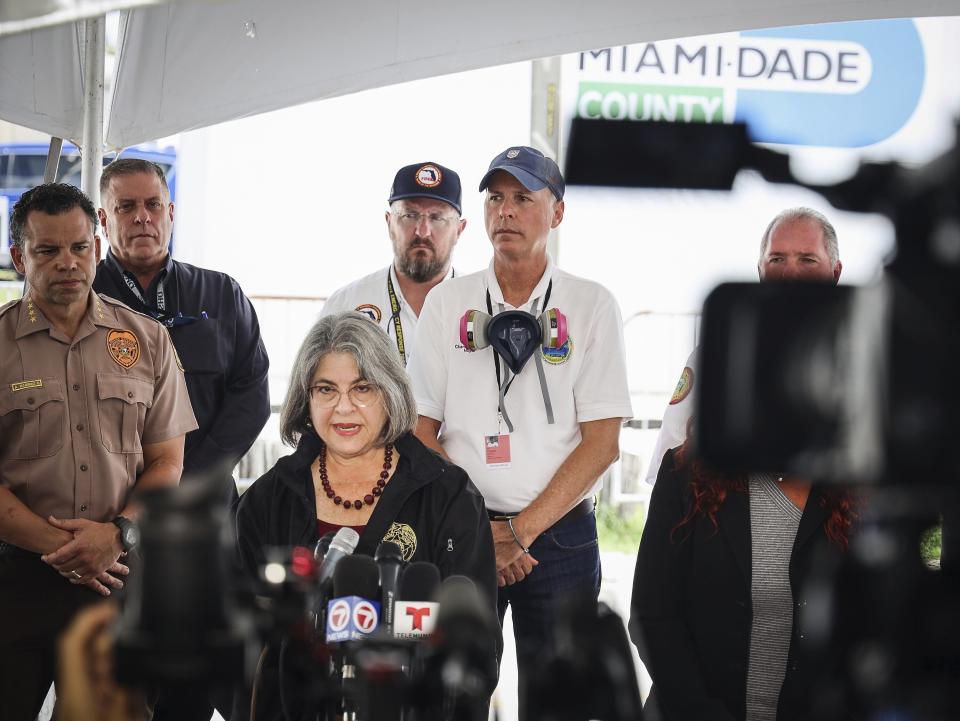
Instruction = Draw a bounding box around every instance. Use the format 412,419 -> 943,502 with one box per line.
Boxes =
0,291 -> 198,522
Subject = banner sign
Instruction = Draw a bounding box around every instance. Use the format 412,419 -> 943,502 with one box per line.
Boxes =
570,19 -> 925,148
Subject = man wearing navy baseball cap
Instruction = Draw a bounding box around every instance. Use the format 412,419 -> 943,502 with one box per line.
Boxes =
410,146 -> 633,718
321,161 -> 466,366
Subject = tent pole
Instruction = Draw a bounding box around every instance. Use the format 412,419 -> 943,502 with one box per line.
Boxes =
43,137 -> 63,183
531,56 -> 562,262
80,15 -> 105,209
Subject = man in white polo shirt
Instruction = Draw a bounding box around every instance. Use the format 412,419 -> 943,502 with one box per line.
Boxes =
321,162 -> 466,366
409,146 -> 633,718
644,206 -> 843,485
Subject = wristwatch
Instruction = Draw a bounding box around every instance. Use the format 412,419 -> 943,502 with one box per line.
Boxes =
111,516 -> 140,553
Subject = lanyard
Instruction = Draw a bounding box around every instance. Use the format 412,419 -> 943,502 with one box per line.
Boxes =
123,271 -> 165,312
386,267 -> 455,366
487,279 -> 555,432
386,271 -> 407,366
118,266 -> 194,327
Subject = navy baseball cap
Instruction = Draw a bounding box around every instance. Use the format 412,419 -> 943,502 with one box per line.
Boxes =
388,162 -> 462,215
478,146 -> 565,200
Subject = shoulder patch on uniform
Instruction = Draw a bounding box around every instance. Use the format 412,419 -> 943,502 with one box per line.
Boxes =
355,304 -> 382,323
670,366 -> 695,405
107,329 -> 141,369
382,522 -> 417,562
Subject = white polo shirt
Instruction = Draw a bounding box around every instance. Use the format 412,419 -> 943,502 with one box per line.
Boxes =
644,347 -> 699,485
409,256 -> 633,513
321,264 -> 455,366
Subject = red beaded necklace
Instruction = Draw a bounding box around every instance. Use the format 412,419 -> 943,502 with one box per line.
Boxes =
318,442 -> 393,510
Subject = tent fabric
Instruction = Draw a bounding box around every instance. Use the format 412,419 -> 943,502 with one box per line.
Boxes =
106,0 -> 959,148
1,0 -> 958,148
0,23 -> 85,140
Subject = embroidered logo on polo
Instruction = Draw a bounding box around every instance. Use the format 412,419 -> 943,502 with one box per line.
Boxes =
415,165 -> 442,188
107,329 -> 141,369
541,338 -> 573,365
355,304 -> 382,323
382,522 -> 417,562
670,366 -> 695,405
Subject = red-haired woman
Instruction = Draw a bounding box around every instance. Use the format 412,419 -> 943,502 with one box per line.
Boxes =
629,441 -> 856,721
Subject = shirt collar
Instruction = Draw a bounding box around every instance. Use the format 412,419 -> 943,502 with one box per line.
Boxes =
484,253 -> 555,310
388,263 -> 455,308
15,289 -> 114,340
105,248 -> 174,288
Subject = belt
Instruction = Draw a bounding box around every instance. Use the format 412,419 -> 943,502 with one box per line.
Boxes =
487,497 -> 596,527
0,541 -> 39,559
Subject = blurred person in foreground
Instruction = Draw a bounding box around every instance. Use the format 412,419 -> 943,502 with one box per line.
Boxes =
234,311 -> 499,720
630,431 -> 857,721
56,602 -> 150,721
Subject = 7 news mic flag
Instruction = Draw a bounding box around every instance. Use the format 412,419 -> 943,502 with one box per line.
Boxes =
325,554 -> 381,644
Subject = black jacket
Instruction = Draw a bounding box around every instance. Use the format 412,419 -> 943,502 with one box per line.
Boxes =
630,449 -> 847,721
233,430 -> 499,721
94,252 -> 270,491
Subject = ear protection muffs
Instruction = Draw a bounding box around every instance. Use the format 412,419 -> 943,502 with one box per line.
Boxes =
459,308 -> 569,374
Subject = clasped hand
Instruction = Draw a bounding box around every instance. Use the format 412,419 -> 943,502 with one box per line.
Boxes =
41,516 -> 128,597
490,519 -> 539,588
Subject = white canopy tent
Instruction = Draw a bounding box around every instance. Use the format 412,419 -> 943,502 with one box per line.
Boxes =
2,0 -> 959,152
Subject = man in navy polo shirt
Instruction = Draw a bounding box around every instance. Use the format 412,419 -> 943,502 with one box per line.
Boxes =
93,158 -> 270,721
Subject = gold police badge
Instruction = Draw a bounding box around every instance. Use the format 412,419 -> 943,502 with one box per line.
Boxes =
107,329 -> 141,369
382,522 -> 417,562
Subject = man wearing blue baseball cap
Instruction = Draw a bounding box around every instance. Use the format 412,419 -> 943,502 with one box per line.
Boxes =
321,162 -> 466,366
409,146 -> 633,718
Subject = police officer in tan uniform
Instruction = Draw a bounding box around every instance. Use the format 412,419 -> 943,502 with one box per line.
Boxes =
0,183 -> 197,720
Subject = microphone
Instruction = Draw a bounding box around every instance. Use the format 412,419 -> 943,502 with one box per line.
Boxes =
325,554 -> 381,644
313,528 -> 359,634
394,562 -> 441,639
314,531 -> 336,562
316,527 -> 360,588
374,540 -> 404,634
429,575 -> 499,711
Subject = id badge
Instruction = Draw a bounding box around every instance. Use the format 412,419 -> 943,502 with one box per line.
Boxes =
484,434 -> 512,468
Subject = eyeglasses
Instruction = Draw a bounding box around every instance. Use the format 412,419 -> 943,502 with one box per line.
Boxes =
308,383 -> 381,408
393,211 -> 459,229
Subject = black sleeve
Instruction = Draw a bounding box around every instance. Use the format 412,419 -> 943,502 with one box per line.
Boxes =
629,449 -> 738,721
233,473 -> 272,579
433,468 -> 502,689
187,279 -> 271,476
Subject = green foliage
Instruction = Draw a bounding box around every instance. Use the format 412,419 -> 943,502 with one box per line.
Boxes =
920,524 -> 942,565
596,502 -> 646,554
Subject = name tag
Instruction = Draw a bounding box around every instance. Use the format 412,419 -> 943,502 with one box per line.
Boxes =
10,379 -> 43,392
484,434 -> 512,468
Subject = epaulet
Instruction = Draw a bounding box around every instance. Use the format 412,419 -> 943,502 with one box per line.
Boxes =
0,296 -> 23,319
97,293 -> 164,326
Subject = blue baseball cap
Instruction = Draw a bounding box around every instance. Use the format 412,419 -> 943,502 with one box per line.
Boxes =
478,146 -> 565,200
388,162 -> 462,215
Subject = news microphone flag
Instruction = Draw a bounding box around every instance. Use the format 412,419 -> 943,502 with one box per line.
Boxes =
325,596 -> 381,643
393,601 -> 438,638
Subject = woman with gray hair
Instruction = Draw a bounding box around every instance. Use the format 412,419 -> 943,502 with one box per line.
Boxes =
234,312 -> 498,720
